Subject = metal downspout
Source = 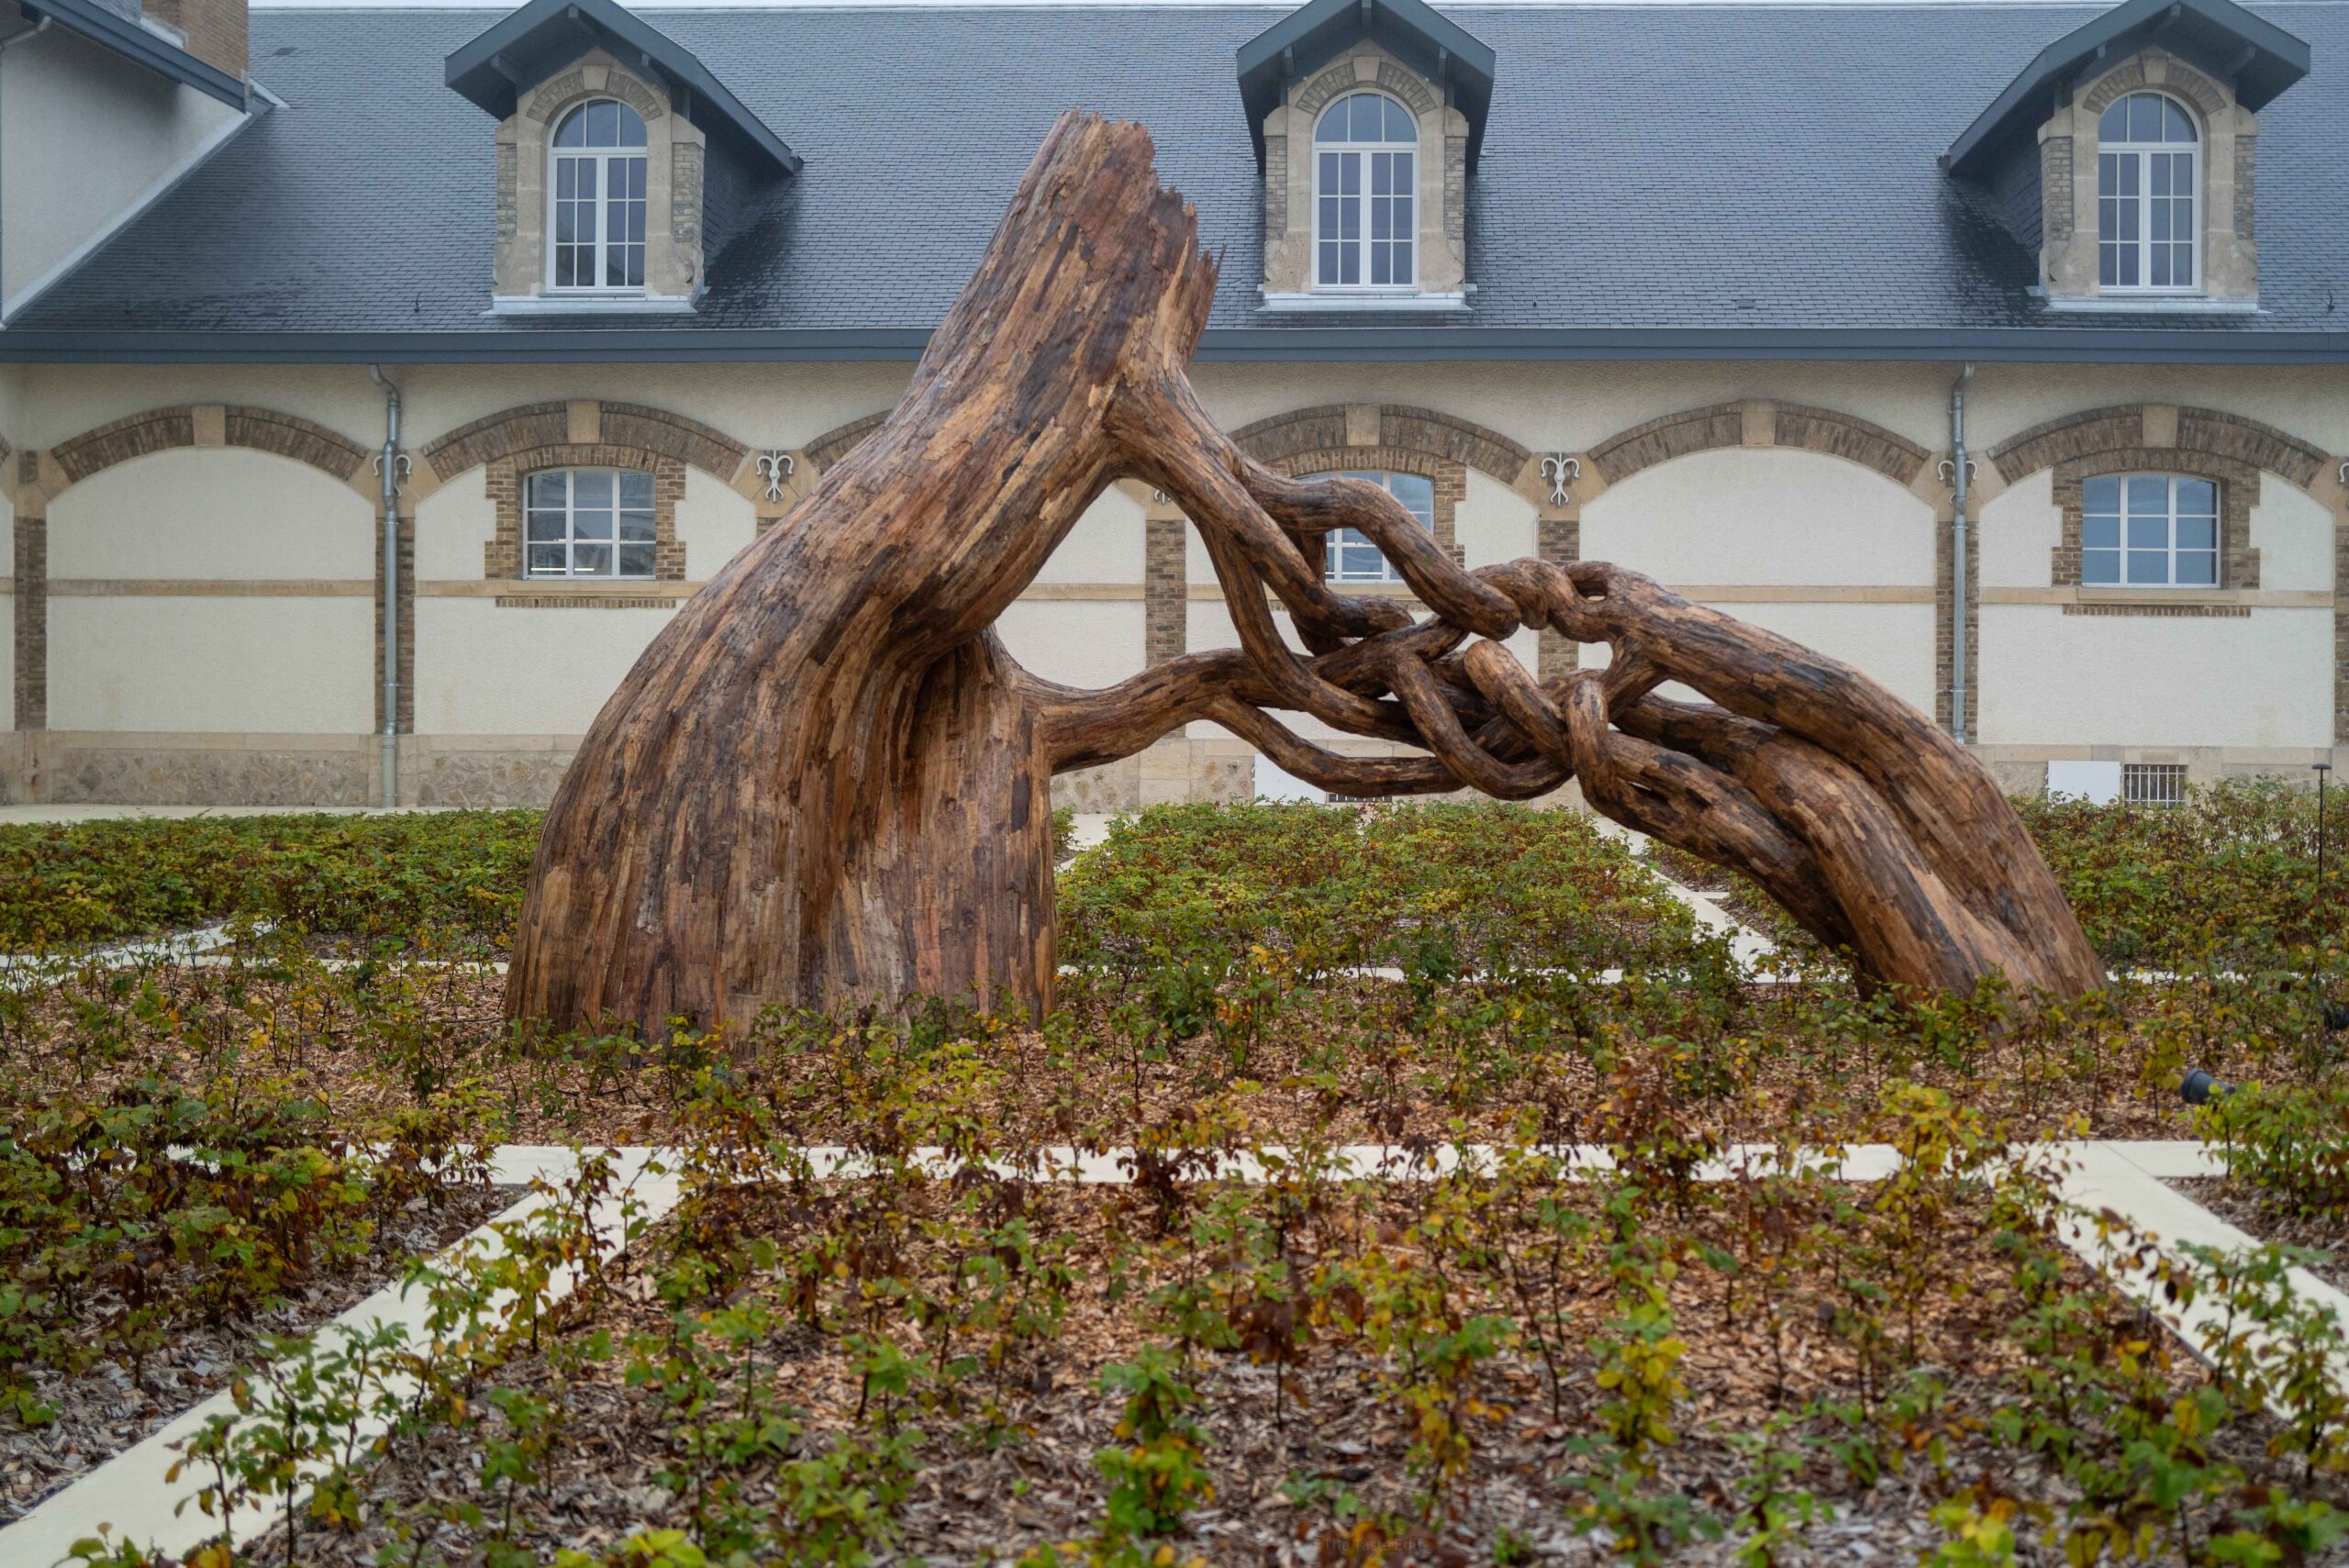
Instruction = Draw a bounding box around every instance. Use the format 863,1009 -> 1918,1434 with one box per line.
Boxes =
368,366 -> 403,806
1948,363 -> 1974,747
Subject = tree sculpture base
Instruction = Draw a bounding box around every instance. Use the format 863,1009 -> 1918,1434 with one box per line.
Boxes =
506,113 -> 2106,1039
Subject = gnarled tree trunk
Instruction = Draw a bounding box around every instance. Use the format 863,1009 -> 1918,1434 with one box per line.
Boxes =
507,112 -> 2106,1040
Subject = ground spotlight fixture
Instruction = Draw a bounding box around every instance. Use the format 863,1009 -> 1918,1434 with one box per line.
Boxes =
2180,1069 -> 2235,1106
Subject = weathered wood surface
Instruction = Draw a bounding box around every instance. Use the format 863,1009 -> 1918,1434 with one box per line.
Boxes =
507,112 -> 2106,1039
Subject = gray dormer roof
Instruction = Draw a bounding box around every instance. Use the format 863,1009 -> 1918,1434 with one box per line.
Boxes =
1945,0 -> 2309,178
445,0 -> 800,173
1235,0 -> 1497,172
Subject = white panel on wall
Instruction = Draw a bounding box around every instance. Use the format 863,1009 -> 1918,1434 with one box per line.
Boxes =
1034,486 -> 1144,585
1254,757 -> 1326,802
2046,760 -> 2121,803
49,597 -> 373,732
1978,605 -> 2332,749
1581,448 -> 1932,587
414,599 -> 674,734
1977,470 -> 2058,590
50,450 -> 374,581
993,601 -> 1144,689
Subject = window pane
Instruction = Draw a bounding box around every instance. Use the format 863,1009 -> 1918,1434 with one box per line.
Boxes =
2082,549 -> 2121,584
2099,101 -> 2127,141
526,508 -> 565,542
614,105 -> 648,148
2126,550 -> 2167,584
2176,478 -> 2216,517
1385,99 -> 1414,140
2129,94 -> 2161,142
2083,514 -> 2120,550
2164,98 -> 2194,142
2175,513 -> 2215,551
586,101 -> 618,146
573,506 -> 614,541
2176,550 -> 2216,585
1351,94 -> 1381,141
527,542 -> 567,574
1386,472 -> 1435,520
528,472 -> 568,507
573,470 -> 613,509
573,542 -> 613,576
2126,511 -> 2166,550
1316,103 -> 1344,143
555,110 -> 585,148
618,543 -> 655,578
2125,475 -> 2167,514
618,510 -> 656,543
618,471 -> 655,508
2084,475 -> 2121,513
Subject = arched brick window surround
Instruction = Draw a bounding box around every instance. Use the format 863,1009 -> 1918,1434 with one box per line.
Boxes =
1229,405 -> 1532,561
416,401 -> 751,583
1985,406 -> 2332,591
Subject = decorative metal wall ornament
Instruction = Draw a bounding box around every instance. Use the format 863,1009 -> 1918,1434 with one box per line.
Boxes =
1937,457 -> 1977,492
372,451 -> 413,494
757,451 -> 796,503
1540,454 -> 1580,507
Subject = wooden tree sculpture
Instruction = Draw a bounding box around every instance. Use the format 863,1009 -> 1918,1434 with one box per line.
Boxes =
506,113 -> 2106,1038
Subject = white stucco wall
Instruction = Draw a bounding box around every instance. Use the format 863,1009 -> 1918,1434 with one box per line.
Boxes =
1581,448 -> 1933,586
1455,468 -> 1537,565
50,450 -> 374,579
1979,605 -> 2332,750
1034,487 -> 1143,585
416,476 -> 499,582
1979,470 -> 2058,588
673,472 -> 757,579
415,600 -> 676,735
994,601 -> 1145,689
2253,481 -> 2334,593
1,28 -> 244,311
48,597 -> 373,732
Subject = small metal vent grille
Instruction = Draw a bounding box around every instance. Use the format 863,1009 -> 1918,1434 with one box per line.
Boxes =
2121,762 -> 2189,807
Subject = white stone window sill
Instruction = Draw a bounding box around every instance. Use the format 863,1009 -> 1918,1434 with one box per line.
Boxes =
2034,292 -> 2261,316
487,294 -> 697,317
1257,290 -> 1471,315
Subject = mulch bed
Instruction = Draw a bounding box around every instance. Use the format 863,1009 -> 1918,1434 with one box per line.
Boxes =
0,1183 -> 521,1524
2167,1176 -> 2349,1295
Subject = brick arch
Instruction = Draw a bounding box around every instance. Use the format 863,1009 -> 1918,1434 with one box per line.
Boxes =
1230,405 -> 1534,561
2079,51 -> 2228,121
1583,401 -> 1932,489
417,400 -> 748,486
802,411 -> 889,474
1986,405 -> 2329,495
524,64 -> 667,128
47,405 -> 370,491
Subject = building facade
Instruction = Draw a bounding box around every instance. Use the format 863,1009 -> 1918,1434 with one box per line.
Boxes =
1,0 -> 2344,808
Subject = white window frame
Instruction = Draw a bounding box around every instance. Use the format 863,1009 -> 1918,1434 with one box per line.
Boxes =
2080,472 -> 2220,588
523,467 -> 658,580
2098,92 -> 2199,295
547,100 -> 650,295
1319,470 -> 1434,583
1312,92 -> 1418,294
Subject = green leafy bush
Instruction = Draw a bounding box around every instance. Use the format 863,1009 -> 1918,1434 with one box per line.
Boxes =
0,811 -> 541,948
2198,1079 -> 2349,1222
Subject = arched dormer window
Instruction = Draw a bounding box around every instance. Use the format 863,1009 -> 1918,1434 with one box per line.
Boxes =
1314,92 -> 1416,289
2099,92 -> 2199,292
550,100 -> 649,291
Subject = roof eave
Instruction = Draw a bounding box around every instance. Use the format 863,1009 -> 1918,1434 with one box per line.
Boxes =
1944,0 -> 2310,180
21,0 -> 246,108
445,0 -> 800,176
9,325 -> 2349,368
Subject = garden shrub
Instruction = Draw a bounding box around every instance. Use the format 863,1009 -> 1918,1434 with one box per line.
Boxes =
2198,1079 -> 2349,1222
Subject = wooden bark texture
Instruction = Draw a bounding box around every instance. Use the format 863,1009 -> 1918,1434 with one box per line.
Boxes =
507,112 -> 2107,1040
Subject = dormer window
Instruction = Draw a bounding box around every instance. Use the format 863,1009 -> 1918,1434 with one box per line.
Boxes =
1315,93 -> 1416,289
551,101 -> 649,291
2098,93 -> 2199,291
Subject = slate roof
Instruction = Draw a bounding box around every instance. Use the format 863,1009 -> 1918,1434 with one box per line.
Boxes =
9,0 -> 2349,361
